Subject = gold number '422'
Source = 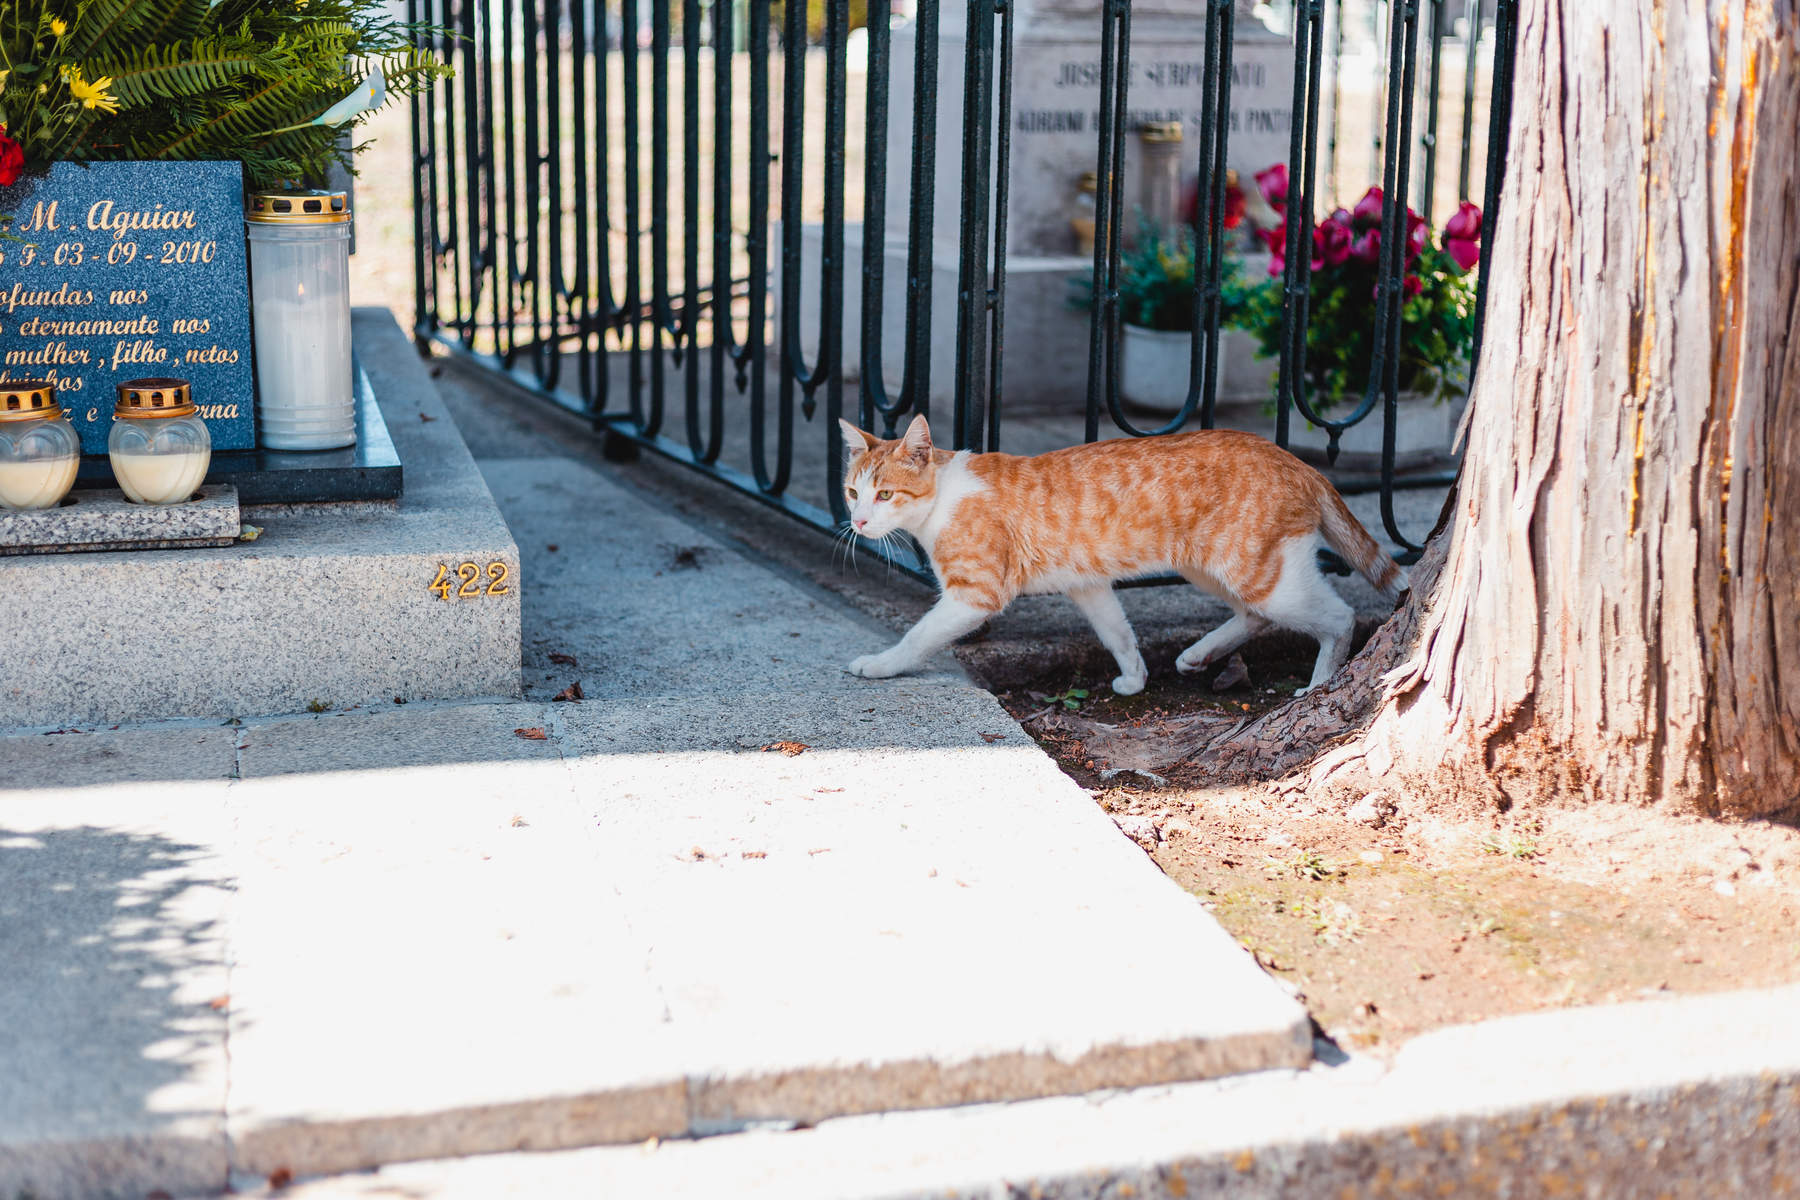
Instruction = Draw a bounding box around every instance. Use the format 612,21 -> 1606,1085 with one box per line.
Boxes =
430,560 -> 512,601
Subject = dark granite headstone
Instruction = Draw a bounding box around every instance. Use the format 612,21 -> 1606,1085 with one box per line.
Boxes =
0,160 -> 255,454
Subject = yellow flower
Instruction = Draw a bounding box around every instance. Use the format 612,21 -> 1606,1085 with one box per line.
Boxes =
0,68 -> 10,90
48,16 -> 67,35
65,67 -> 119,113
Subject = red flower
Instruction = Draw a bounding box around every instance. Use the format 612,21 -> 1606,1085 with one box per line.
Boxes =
1351,185 -> 1385,229
1255,163 -> 1289,214
1222,183 -> 1245,230
1179,178 -> 1247,231
1327,207 -> 1353,229
1312,219 -> 1352,270
0,127 -> 23,188
1443,200 -> 1483,271
1349,227 -> 1381,266
1403,273 -> 1424,298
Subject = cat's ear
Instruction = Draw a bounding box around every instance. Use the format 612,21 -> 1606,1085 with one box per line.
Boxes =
901,414 -> 933,463
838,419 -> 876,460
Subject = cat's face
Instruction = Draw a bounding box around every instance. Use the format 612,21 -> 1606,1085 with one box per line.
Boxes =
838,415 -> 938,539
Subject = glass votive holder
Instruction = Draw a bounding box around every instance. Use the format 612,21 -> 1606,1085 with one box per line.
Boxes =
0,379 -> 80,511
109,378 -> 212,505
246,189 -> 355,451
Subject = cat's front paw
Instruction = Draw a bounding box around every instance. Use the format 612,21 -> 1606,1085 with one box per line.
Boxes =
1112,673 -> 1146,696
847,654 -> 898,679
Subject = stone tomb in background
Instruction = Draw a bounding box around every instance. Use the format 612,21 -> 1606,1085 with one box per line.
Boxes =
800,0 -> 1318,418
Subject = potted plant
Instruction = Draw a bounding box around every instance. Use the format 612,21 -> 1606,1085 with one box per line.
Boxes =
1225,162 -> 1484,466
1071,216 -> 1262,415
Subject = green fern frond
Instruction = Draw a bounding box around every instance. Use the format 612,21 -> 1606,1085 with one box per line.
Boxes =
137,0 -> 211,47
85,40 -> 264,107
68,0 -> 160,55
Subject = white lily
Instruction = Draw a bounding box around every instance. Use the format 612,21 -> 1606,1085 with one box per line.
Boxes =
313,67 -> 385,126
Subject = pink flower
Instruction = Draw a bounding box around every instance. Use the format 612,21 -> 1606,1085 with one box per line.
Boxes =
0,126 -> 23,189
1443,200 -> 1483,271
1255,163 -> 1289,214
1258,221 -> 1288,257
1312,220 -> 1352,270
1349,228 -> 1381,266
1444,200 -> 1482,241
1351,185 -> 1385,229
1328,207 -> 1353,229
1403,273 -> 1424,298
1405,210 -> 1428,263
1267,252 -> 1288,278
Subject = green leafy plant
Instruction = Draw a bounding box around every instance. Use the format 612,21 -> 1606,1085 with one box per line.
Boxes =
1070,219 -> 1249,334
1226,163 -> 1483,409
1044,686 -> 1090,712
0,0 -> 449,195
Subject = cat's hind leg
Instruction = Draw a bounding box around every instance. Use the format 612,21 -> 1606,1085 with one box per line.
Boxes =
848,593 -> 995,680
1066,584 -> 1148,695
1174,609 -> 1269,675
1251,537 -> 1354,695
1174,569 -> 1269,675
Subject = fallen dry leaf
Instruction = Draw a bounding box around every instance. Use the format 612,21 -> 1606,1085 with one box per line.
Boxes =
979,731 -> 1007,743
741,850 -> 767,860
762,740 -> 809,756
552,681 -> 584,703
419,412 -> 437,422
208,995 -> 230,1011
548,652 -> 578,666
267,1167 -> 294,1189
1211,652 -> 1250,691
514,727 -> 548,740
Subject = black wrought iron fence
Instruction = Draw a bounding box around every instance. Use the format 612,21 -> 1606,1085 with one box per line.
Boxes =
409,0 -> 1518,575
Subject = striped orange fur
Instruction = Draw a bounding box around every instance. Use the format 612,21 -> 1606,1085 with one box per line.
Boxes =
840,415 -> 1405,695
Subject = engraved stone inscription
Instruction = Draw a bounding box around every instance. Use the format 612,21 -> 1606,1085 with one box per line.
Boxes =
0,161 -> 255,453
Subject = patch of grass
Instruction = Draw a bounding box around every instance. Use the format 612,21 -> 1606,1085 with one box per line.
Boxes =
306,699 -> 329,714
1301,897 -> 1363,944
1279,849 -> 1342,882
1481,832 -> 1540,860
1044,687 -> 1091,711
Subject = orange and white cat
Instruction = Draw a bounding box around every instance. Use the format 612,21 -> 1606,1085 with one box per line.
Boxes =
839,415 -> 1406,695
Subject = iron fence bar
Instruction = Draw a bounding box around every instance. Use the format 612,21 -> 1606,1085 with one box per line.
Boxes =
1469,0 -> 1517,373
1370,0 -> 1423,554
648,0 -> 671,435
499,0 -> 522,365
1416,0 -> 1444,221
709,0 -> 738,454
566,0 -> 592,407
1457,0 -> 1483,202
745,0 -> 791,492
1273,0 -> 1335,449
1189,0 -> 1235,431
408,0 -> 433,342
682,0 -> 721,460
1081,0 -> 1130,445
1327,0 -> 1343,204
465,0 -> 491,352
819,0 -> 852,521
983,0 -> 1013,453
539,0 -> 566,390
951,0 -> 998,452
588,0 -> 620,421
622,0 -> 646,425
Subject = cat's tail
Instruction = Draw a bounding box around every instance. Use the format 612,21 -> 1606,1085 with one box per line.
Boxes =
1315,483 -> 1409,602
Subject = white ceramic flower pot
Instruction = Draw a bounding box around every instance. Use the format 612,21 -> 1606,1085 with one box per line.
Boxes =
1121,324 -> 1278,415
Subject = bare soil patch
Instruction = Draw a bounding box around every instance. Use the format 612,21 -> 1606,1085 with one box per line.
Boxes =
993,646 -> 1800,1054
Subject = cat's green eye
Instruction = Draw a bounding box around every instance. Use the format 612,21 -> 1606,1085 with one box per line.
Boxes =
846,487 -> 858,499
876,489 -> 893,501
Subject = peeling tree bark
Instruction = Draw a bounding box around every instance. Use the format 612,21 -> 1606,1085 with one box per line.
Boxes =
1214,0 -> 1800,817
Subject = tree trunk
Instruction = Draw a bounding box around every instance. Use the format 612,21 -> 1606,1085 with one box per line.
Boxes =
1243,0 -> 1800,817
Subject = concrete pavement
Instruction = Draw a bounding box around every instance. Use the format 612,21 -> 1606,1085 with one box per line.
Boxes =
0,332 -> 1309,1200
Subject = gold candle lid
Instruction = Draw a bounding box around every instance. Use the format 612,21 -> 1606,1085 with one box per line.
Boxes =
246,189 -> 352,225
0,380 -> 60,422
115,378 -> 197,419
1138,120 -> 1184,143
